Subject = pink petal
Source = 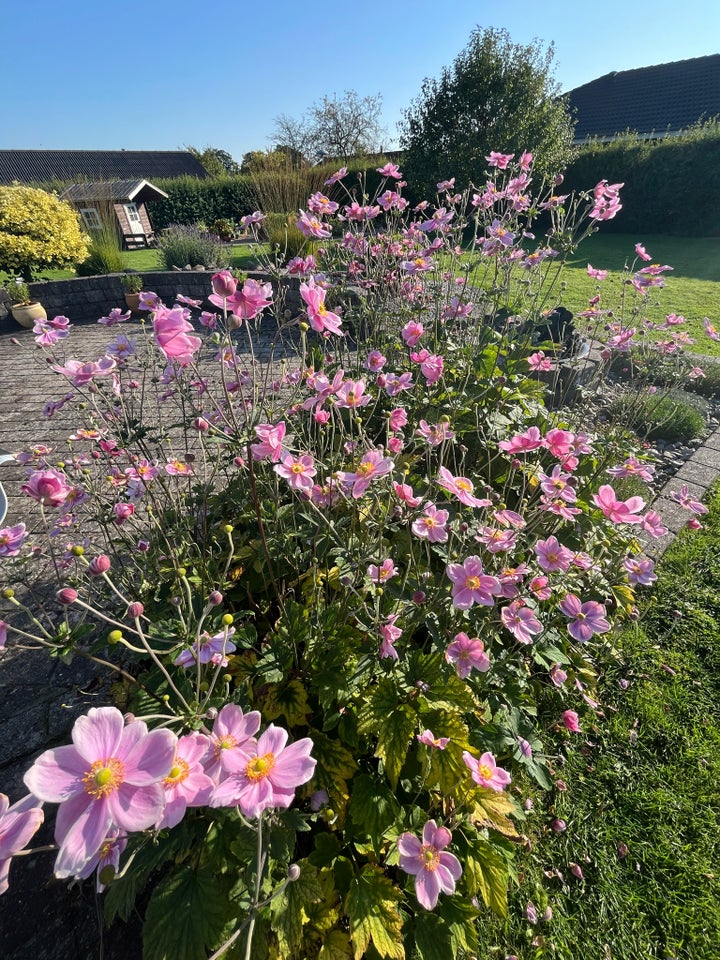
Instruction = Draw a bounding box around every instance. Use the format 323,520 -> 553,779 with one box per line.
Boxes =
215,704 -> 261,741
256,725 -> 289,757
123,729 -> 176,785
0,859 -> 10,896
238,778 -> 275,819
72,707 -> 124,763
209,775 -> 243,807
268,739 -> 316,789
415,867 -> 441,909
24,745 -> 87,802
0,801 -> 43,859
54,797 -> 112,878
178,770 -> 215,807
109,783 -> 166,831
157,796 -> 188,830
177,732 -> 213,765
438,851 -> 462,883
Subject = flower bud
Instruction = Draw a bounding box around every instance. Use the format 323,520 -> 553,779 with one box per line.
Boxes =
551,818 -> 566,833
222,613 -> 234,626
56,588 -> 78,605
570,862 -> 584,880
287,864 -> 301,882
89,555 -> 111,576
209,591 -> 223,606
206,706 -> 218,720
127,602 -> 144,619
1,588 -> 15,600
70,545 -> 85,557
193,417 -> 210,432
211,270 -> 238,299
108,630 -> 123,644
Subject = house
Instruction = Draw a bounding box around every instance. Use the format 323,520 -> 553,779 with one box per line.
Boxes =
565,54 -> 720,144
0,150 -> 208,185
60,180 -> 169,249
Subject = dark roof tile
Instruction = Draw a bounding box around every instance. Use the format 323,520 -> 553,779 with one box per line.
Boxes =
0,151 -> 208,185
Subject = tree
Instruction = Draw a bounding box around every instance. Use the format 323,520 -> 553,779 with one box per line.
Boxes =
186,145 -> 241,177
0,186 -> 91,280
400,28 -> 576,198
270,90 -> 386,162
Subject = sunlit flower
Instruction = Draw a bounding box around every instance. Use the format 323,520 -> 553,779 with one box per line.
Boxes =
397,820 -> 462,910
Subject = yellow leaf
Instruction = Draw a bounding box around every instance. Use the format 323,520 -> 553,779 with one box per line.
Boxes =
469,786 -> 520,839
346,866 -> 405,960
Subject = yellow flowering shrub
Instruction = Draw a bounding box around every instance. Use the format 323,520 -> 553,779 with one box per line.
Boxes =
0,185 -> 91,279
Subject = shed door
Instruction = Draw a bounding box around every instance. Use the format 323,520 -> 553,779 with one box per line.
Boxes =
124,203 -> 145,235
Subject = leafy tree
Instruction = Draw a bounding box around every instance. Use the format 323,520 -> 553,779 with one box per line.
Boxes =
186,145 -> 241,177
271,90 -> 386,162
0,185 -> 91,280
400,27 -> 576,197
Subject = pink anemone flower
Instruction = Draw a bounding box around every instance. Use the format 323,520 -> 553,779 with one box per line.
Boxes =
23,707 -> 176,878
437,466 -> 491,507
156,732 -> 215,829
0,794 -> 44,895
592,484 -> 645,524
559,594 -> 611,641
204,703 -> 262,782
209,725 -> 316,818
446,556 -> 501,609
462,750 -> 511,792
397,820 -> 462,910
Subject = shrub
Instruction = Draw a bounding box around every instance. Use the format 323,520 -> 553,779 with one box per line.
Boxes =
151,176 -> 257,230
157,223 -> 229,270
0,185 -> 91,279
120,273 -> 143,293
76,221 -> 125,277
609,388 -> 707,442
210,217 -> 235,241
263,212 -> 309,262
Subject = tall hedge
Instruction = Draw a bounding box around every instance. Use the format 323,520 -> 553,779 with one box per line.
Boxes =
151,176 -> 258,230
561,124 -> 720,236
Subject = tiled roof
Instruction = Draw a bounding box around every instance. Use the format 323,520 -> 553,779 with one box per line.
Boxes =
565,54 -> 720,142
0,150 -> 208,185
60,180 -> 169,203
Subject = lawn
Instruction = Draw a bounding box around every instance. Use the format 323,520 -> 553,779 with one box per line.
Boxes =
473,486 -> 720,960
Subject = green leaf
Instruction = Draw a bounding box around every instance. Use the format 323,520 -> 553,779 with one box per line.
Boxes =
348,774 -> 402,841
346,866 -> 405,960
376,704 -> 416,790
270,859 -> 325,957
413,911 -> 452,960
437,898 -> 480,956
262,678 -> 312,727
357,679 -> 401,736
142,865 -> 234,960
462,836 -> 509,918
319,929 -> 353,960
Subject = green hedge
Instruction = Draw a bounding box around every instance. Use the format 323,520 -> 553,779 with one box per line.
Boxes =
561,123 -> 720,236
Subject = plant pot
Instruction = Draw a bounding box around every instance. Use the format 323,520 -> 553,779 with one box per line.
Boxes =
11,301 -> 46,328
124,293 -> 141,313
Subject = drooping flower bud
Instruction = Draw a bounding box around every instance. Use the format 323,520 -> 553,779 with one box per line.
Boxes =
89,555 -> 111,576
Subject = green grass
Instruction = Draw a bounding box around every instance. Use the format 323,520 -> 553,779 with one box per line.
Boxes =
2,243 -> 268,284
474,488 -> 720,959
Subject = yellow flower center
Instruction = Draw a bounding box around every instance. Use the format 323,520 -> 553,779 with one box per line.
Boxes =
465,576 -> 481,591
214,735 -> 237,754
246,752 -> 276,782
318,302 -> 327,315
83,757 -> 125,799
356,461 -> 375,477
291,462 -> 305,474
478,763 -> 494,781
164,757 -> 190,786
456,479 -> 471,491
420,844 -> 440,871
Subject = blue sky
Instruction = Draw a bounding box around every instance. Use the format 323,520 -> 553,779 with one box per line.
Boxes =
4,0 -> 719,161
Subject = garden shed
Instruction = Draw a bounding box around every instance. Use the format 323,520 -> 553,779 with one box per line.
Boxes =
59,179 -> 169,249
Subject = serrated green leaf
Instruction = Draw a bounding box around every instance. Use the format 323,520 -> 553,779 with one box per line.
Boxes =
357,679 -> 401,736
346,866 -> 405,960
142,866 -> 234,960
470,786 -> 520,839
437,898 -> 480,956
413,911 -> 452,960
270,859 -> 325,956
348,774 -> 402,841
319,929 -> 353,960
376,704 -> 416,790
462,837 -> 509,918
262,678 -> 312,726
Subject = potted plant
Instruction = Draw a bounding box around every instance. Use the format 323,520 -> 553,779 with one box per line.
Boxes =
121,273 -> 144,312
9,280 -> 47,328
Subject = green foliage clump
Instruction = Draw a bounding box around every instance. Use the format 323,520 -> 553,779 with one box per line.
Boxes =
157,223 -> 229,270
263,213 -> 309,262
400,27 -> 575,199
151,176 -> 257,231
76,221 -> 125,276
609,387 -> 707,442
210,218 -> 235,241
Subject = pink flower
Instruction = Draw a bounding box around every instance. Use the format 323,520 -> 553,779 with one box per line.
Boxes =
204,704 -> 261,781
419,353 -> 444,384
209,270 -> 238,304
52,356 -> 118,385
307,192 -> 339,216
0,621 -> 7,649
153,307 -> 201,365
324,166 -> 347,185
607,457 -> 655,483
368,559 -> 399,583
21,469 -> 72,508
530,575 -> 551,600
635,243 -> 652,262
164,458 -> 194,476
376,162 -> 403,179
534,536 -> 572,573
528,351 -> 552,372
416,420 -> 455,446
379,614 -> 402,660
445,632 -> 490,678
239,211 -> 265,230
383,372 -> 414,396
0,793 -> 44,895
559,594 -> 611,641
437,465 -> 491,507
587,264 -> 608,280
624,556 -> 656,586
462,750 -> 511,791
300,279 -> 343,335
297,210 -> 332,239
113,502 -> 135,525
397,820 -> 462,910
476,527 -> 517,554
704,317 -> 720,342
417,730 -> 450,749
365,350 -> 387,372
543,428 -> 575,459
76,827 -> 127,892
389,407 -> 408,431
670,484 -> 708,515
174,627 -> 237,668
562,710 -> 581,733
394,481 -> 422,508
226,279 -> 273,322
486,151 -> 514,169
156,733 -> 215,829
336,449 -> 393,499
499,427 -> 543,455
500,600 -> 543,644
550,664 -> 567,686
209,725 -> 316,818
98,307 -> 131,327
412,503 -> 450,543
335,379 -> 371,409
641,510 -> 668,538
446,557 -> 501,609
0,522 -> 27,557
251,422 -> 286,462
401,320 -> 424,346
24,706 -> 176,878
592,485 -> 645,524
274,453 -> 316,492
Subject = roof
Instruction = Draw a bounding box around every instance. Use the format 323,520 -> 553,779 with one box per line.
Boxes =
565,54 -> 720,143
60,179 -> 169,204
0,150 -> 208,185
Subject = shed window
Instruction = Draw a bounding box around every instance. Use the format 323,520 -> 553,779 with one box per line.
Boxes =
79,207 -> 103,230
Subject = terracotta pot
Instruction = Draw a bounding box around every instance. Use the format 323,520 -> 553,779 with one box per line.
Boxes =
124,292 -> 141,313
11,301 -> 46,328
